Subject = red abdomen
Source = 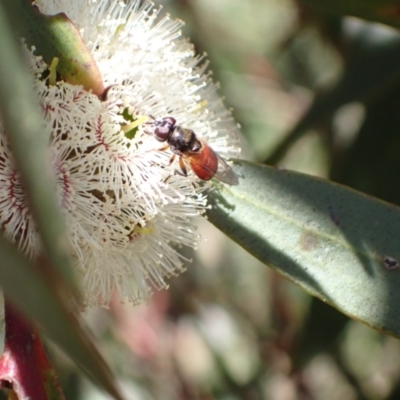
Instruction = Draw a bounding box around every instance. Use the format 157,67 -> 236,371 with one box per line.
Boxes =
189,145 -> 218,181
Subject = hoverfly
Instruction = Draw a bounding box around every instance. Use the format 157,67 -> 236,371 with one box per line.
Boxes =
147,116 -> 239,185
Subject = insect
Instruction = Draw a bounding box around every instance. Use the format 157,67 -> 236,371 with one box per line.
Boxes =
147,116 -> 239,185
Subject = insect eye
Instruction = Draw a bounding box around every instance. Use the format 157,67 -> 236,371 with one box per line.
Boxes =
154,125 -> 172,141
163,117 -> 176,126
153,117 -> 176,141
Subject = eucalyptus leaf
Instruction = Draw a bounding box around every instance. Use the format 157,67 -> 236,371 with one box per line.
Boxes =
0,4 -> 123,399
0,0 -> 75,290
0,236 -> 124,400
11,0 -> 104,95
208,160 -> 400,337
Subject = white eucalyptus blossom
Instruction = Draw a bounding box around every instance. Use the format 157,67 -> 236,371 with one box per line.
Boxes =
0,0 -> 240,306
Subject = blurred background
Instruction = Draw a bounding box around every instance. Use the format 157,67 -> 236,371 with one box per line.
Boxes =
57,0 -> 400,399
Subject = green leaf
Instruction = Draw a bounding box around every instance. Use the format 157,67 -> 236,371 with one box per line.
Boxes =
0,4 -> 123,399
0,0 -> 75,294
300,0 -> 400,30
208,160 -> 400,337
0,236 -> 124,400
12,0 -> 104,95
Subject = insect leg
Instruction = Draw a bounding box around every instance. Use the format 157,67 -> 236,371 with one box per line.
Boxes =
177,156 -> 188,176
168,153 -> 176,166
163,155 -> 187,182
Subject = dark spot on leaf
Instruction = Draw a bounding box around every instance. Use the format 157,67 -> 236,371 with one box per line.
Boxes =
383,255 -> 400,270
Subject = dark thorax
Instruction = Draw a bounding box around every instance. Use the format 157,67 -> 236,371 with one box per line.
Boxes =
169,126 -> 202,155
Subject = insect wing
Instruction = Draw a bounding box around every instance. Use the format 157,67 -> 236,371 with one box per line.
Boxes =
214,154 -> 239,185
